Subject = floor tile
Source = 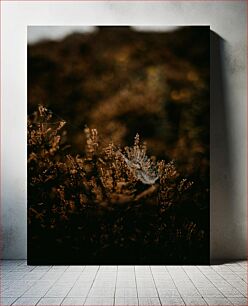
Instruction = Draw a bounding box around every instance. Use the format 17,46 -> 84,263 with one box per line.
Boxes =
153,274 -> 171,280
136,278 -> 155,287
37,297 -> 64,305
0,297 -> 17,306
61,297 -> 86,305
66,266 -> 85,272
155,281 -> 176,288
157,288 -> 180,297
115,288 -> 137,298
88,287 -> 115,297
118,266 -> 134,272
4,272 -> 28,280
32,266 -> 52,272
160,297 -> 185,305
117,274 -> 135,280
60,272 -> 81,278
97,272 -> 117,279
99,266 -> 117,272
92,278 -> 116,287
116,279 -> 136,287
217,286 -> 244,297
2,289 -> 29,298
138,297 -> 161,305
49,266 -> 69,272
77,275 -> 96,283
12,297 -> 40,305
22,272 -> 45,281
84,266 -> 99,272
178,288 -> 201,297
115,297 -> 138,305
41,272 -> 63,281
197,287 -> 224,297
182,297 -> 207,305
85,297 -> 114,305
12,265 -> 35,272
45,284 -> 72,297
228,297 -> 248,305
67,285 -> 91,297
22,282 -> 53,297
204,297 -> 233,305
137,287 -> 158,297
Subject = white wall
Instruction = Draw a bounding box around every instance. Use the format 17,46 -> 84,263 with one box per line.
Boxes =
1,1 -> 246,261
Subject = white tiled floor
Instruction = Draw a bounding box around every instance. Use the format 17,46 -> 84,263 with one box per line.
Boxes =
1,260 -> 247,306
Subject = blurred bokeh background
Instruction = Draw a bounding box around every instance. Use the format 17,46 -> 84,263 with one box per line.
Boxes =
28,25 -> 209,199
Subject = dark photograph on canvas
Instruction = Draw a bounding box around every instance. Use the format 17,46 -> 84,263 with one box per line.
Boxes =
27,26 -> 210,264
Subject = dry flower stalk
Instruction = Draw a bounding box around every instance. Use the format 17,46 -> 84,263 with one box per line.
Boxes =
28,106 -> 206,263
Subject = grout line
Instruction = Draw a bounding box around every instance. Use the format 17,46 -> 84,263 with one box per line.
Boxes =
182,265 -> 206,302
226,296 -> 247,306
35,296 -> 42,306
236,261 -> 246,268
149,265 -> 162,306
209,267 -> 247,297
165,266 -> 186,305
18,265 -> 63,300
83,265 -> 100,305
61,265 -> 86,304
15,278 -> 42,299
195,266 -> 227,298
134,266 -> 139,305
8,297 -> 18,306
202,265 -> 247,291
232,269 -> 247,283
113,266 -> 118,306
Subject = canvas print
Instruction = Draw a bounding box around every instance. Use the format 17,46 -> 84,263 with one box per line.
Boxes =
27,26 -> 210,264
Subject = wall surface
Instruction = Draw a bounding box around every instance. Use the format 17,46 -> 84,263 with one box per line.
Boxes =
1,1 -> 247,261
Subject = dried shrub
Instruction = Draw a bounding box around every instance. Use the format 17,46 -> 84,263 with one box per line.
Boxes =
28,106 -> 207,264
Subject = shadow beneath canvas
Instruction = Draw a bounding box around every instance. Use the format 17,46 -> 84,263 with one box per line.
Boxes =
211,258 -> 246,265
210,31 -> 243,264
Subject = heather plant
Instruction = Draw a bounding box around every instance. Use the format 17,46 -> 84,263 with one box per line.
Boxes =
28,106 -> 206,264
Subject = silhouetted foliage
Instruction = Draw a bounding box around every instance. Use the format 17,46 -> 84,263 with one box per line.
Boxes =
28,106 -> 208,264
